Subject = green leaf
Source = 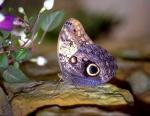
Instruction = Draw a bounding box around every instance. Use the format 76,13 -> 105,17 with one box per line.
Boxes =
13,61 -> 20,68
40,10 -> 64,32
2,39 -> 11,47
0,31 -> 10,39
29,17 -> 36,27
0,54 -> 8,69
2,66 -> 29,83
13,48 -> 31,62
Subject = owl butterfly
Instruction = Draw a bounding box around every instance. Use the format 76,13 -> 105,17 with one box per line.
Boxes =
57,18 -> 117,86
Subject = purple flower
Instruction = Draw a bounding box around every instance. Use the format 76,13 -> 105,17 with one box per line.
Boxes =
0,14 -> 15,31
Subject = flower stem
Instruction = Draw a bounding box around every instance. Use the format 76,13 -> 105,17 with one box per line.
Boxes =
31,13 -> 41,43
38,22 -> 50,44
30,8 -> 47,46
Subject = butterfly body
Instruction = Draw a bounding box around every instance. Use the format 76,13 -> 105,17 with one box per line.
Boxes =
57,18 -> 117,86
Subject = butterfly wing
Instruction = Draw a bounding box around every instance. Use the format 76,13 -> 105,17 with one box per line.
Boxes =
57,18 -> 117,86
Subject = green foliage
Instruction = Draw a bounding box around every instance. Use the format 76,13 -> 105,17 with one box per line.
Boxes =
0,46 -> 31,83
13,61 -> 20,68
0,31 -> 10,40
0,54 -> 8,69
39,10 -> 64,32
2,66 -> 29,83
0,1 -> 64,84
1,39 -> 11,48
12,48 -> 32,62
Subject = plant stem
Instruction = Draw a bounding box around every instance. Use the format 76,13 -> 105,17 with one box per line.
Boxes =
31,8 -> 46,45
31,13 -> 41,43
21,38 -> 30,48
38,26 -> 48,44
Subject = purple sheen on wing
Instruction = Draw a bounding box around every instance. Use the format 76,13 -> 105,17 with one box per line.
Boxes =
71,75 -> 102,87
0,15 -> 15,31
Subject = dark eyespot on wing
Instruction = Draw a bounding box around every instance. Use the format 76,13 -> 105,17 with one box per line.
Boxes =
69,56 -> 77,64
86,63 -> 100,77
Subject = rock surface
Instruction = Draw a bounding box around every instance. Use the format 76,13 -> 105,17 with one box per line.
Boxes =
0,87 -> 12,116
4,81 -> 134,116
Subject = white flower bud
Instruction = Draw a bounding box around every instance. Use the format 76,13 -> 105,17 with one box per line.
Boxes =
43,0 -> 54,10
18,7 -> 25,14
